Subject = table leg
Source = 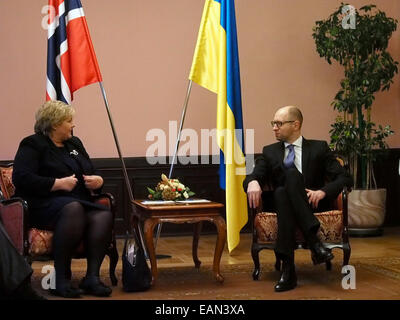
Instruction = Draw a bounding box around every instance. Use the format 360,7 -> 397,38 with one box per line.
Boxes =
143,218 -> 158,285
192,222 -> 203,268
212,216 -> 226,283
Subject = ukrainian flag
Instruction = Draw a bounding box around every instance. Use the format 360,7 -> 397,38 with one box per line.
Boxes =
189,0 -> 247,252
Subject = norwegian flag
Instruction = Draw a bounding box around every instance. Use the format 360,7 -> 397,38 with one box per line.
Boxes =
46,0 -> 102,104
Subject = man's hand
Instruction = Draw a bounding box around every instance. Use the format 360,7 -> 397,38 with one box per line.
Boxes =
83,175 -> 103,191
305,189 -> 326,209
247,180 -> 262,209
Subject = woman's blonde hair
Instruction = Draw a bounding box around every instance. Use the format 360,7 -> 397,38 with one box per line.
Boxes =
34,100 -> 75,135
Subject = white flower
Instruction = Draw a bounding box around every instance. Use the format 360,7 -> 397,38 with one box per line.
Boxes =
178,183 -> 185,190
183,191 -> 189,199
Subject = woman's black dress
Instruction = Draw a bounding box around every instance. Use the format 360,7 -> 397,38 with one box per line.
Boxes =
12,133 -> 107,229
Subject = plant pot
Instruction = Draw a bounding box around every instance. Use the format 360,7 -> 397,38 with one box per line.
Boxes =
348,188 -> 387,237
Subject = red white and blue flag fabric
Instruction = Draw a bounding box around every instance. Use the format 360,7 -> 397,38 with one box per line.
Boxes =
46,0 -> 102,104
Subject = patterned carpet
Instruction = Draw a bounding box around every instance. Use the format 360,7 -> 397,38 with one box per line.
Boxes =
354,257 -> 400,281
31,256 -> 400,300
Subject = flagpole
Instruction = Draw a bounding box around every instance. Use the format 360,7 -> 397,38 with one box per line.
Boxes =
98,82 -> 148,257
154,79 -> 193,249
169,80 -> 193,178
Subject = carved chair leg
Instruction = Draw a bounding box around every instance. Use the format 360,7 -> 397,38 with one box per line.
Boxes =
192,222 -> 202,269
251,245 -> 261,280
108,243 -> 119,286
343,244 -> 351,266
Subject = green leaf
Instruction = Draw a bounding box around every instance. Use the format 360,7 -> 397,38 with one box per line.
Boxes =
147,187 -> 155,195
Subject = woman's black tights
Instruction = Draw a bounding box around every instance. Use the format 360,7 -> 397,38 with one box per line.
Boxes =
52,202 -> 112,290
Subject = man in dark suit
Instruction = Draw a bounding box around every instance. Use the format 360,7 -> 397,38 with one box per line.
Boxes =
0,221 -> 45,300
244,106 -> 352,292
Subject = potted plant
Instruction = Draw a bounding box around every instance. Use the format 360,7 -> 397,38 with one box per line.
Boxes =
312,3 -> 398,236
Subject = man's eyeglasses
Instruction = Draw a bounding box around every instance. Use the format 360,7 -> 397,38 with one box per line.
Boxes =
270,120 -> 295,128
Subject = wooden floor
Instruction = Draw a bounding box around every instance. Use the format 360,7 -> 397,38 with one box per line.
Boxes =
31,226 -> 400,300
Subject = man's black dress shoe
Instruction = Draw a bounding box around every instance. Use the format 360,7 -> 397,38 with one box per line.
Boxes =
274,261 -> 297,292
310,241 -> 334,265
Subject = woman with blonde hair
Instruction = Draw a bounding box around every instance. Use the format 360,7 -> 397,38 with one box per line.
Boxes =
13,100 -> 113,298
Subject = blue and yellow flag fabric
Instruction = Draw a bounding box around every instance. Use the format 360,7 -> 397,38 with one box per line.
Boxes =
189,0 -> 247,252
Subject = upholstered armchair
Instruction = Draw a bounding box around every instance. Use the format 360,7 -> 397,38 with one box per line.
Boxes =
250,172 -> 351,280
0,164 -> 119,286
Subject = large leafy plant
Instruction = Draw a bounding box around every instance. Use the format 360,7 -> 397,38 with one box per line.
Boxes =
313,3 -> 397,189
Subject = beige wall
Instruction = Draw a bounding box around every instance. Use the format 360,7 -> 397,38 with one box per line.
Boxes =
1,0 -> 400,160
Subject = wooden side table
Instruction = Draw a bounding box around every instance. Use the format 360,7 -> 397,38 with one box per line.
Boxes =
132,200 -> 226,285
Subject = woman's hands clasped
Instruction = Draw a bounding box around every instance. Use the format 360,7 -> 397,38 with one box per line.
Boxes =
83,175 -> 103,191
52,174 -> 78,192
51,174 -> 103,192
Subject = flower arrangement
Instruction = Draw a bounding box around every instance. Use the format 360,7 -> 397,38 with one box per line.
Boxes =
147,174 -> 195,201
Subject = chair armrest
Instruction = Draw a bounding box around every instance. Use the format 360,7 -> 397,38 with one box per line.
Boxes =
0,198 -> 29,255
92,193 -> 116,217
333,192 -> 343,210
